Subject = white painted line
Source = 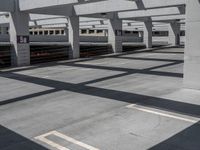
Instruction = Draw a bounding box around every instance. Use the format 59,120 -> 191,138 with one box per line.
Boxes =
35,131 -> 100,150
52,131 -> 100,150
126,104 -> 199,123
35,136 -> 70,150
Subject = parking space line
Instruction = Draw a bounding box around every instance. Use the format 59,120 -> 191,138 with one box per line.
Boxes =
35,135 -> 70,150
126,104 -> 199,123
35,131 -> 100,150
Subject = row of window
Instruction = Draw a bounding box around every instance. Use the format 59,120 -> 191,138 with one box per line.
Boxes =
29,29 -> 107,36
30,29 -> 65,35
153,31 -> 185,36
29,29 -> 141,36
0,27 -> 185,36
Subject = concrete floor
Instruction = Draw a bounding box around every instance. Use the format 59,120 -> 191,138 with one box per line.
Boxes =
0,46 -> 200,150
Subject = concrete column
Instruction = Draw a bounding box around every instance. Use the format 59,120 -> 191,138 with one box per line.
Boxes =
68,16 -> 80,59
143,21 -> 152,48
168,22 -> 181,46
184,0 -> 200,90
9,1 -> 30,67
108,19 -> 122,53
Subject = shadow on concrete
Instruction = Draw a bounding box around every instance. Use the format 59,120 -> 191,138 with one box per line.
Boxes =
0,89 -> 58,106
0,49 -> 184,107
149,121 -> 200,150
78,60 -> 183,85
65,61 -> 183,79
111,56 -> 183,62
0,45 -> 183,74
0,125 -> 48,150
0,72 -> 199,118
150,51 -> 184,54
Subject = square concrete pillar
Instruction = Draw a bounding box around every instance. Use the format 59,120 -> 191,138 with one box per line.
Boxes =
168,22 -> 181,46
68,16 -> 80,59
184,0 -> 200,90
143,21 -> 152,48
108,19 -> 122,53
9,2 -> 30,67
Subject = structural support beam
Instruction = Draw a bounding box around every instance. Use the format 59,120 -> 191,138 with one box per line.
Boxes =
168,22 -> 181,46
68,16 -> 80,59
0,0 -> 14,12
143,21 -> 152,48
108,18 -> 122,53
184,0 -> 200,90
118,7 -> 181,19
75,0 -> 185,16
9,0 -> 30,66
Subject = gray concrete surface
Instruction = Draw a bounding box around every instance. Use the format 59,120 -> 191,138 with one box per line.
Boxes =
0,46 -> 200,150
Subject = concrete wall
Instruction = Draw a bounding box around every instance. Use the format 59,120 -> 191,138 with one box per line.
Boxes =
0,35 -> 187,44
0,35 -> 186,44
153,36 -> 185,44
31,35 -> 68,42
0,35 -> 143,43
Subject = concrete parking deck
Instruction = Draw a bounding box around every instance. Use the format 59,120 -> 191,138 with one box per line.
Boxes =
0,46 -> 200,150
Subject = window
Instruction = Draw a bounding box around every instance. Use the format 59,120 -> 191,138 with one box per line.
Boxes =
89,30 -> 95,34
39,31 -> 43,35
49,30 -> 54,35
55,30 -> 60,35
34,31 -> 38,35
125,31 -> 131,34
44,30 -> 49,35
154,31 -> 159,35
96,30 -> 103,34
81,29 -> 87,34
133,31 -> 138,34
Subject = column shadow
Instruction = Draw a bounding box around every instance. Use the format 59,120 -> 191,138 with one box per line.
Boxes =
0,72 -> 199,118
149,121 -> 200,150
0,125 -> 48,150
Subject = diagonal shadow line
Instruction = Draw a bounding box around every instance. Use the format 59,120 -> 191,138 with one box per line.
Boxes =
0,45 -> 181,74
79,61 -> 183,85
148,121 -> 200,150
0,57 -> 182,106
80,72 -> 130,85
0,89 -> 59,106
144,61 -> 183,71
150,51 -> 184,54
111,56 -> 183,63
64,62 -> 183,78
0,125 -> 48,150
1,72 -> 199,118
